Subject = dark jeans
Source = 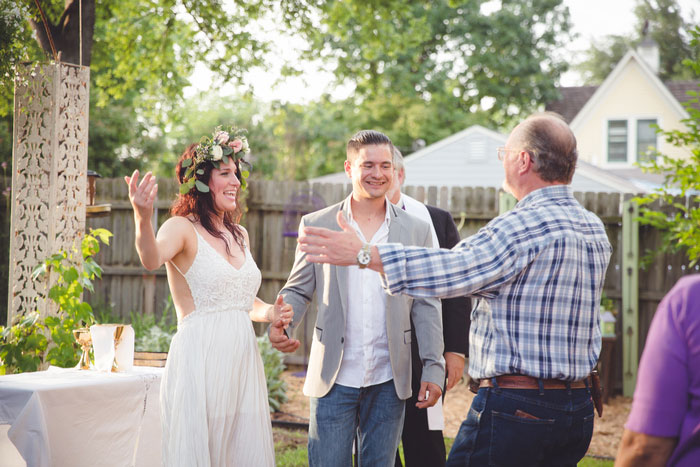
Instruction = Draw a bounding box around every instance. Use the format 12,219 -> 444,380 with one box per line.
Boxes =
446,381 -> 594,466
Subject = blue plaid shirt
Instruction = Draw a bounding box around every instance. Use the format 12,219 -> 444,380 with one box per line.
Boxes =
378,186 -> 612,381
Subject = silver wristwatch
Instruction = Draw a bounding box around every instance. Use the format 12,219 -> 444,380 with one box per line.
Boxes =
356,243 -> 371,268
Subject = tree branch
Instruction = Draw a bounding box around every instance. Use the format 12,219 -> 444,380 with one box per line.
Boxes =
30,0 -> 58,61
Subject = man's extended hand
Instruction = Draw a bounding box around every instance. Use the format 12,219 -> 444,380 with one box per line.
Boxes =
268,316 -> 300,353
299,211 -> 386,272
444,352 -> 466,392
416,381 -> 442,409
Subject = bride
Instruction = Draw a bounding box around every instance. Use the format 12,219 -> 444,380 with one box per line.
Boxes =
125,127 -> 291,466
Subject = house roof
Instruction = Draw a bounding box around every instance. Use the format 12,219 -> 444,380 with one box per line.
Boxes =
310,125 -> 647,193
546,53 -> 699,124
402,125 -> 507,164
546,86 -> 598,123
665,81 -> 700,110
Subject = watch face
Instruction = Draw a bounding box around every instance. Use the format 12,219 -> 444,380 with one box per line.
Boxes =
357,250 -> 371,266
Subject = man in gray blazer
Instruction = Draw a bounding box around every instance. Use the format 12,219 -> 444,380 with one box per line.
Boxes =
269,130 -> 445,467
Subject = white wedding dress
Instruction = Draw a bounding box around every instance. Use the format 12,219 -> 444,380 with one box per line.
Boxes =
160,228 -> 274,466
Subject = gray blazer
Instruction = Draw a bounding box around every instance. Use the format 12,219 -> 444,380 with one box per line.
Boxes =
280,196 -> 445,399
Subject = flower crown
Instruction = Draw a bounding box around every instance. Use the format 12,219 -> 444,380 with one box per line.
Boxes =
179,125 -> 252,194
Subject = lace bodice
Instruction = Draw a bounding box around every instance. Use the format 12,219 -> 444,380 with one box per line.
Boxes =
179,229 -> 262,318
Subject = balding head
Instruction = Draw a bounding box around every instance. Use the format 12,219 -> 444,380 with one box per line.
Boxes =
511,113 -> 578,184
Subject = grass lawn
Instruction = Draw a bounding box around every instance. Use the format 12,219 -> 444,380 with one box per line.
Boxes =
273,429 -> 615,466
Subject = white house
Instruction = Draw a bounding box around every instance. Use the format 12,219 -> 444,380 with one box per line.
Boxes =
546,39 -> 698,191
311,125 -> 643,193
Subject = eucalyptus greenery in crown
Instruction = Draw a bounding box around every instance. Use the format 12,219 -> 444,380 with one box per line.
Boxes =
179,125 -> 252,195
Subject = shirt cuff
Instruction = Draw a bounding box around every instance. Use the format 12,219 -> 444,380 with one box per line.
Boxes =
445,352 -> 466,360
376,243 -> 407,295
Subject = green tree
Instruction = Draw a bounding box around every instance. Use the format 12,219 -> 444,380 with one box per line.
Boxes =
257,98 -> 356,180
169,92 -> 355,182
635,26 -> 700,265
576,0 -> 697,84
0,0 -> 277,173
280,0 -> 572,130
2,0 -> 271,115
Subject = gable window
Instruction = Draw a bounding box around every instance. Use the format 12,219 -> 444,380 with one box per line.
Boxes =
637,119 -> 658,162
606,118 -> 659,164
607,120 -> 628,162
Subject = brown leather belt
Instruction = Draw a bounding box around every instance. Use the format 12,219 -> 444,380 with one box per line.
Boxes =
479,374 -> 588,390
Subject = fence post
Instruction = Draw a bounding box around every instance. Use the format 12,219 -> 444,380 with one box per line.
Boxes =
621,199 -> 639,396
498,191 -> 517,214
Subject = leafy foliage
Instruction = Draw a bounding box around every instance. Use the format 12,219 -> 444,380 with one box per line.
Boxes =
0,228 -> 112,373
576,0 -> 698,84
281,0 -> 572,129
131,296 -> 177,353
257,336 -> 288,412
0,0 -> 278,176
634,26 -> 700,265
33,228 -> 113,367
0,1 -> 40,117
1,0 -> 272,116
0,312 -> 48,374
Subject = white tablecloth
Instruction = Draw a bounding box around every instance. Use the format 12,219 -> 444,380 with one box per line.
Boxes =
0,366 -> 162,467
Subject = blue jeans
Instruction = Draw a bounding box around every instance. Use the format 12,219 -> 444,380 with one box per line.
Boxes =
447,381 -> 594,466
309,380 -> 405,467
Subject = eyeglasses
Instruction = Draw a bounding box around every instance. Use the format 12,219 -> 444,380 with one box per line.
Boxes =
496,147 -> 519,161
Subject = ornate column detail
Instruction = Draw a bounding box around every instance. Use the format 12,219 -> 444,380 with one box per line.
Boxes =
8,62 -> 90,324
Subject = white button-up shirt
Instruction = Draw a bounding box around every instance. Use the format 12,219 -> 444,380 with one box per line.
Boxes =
335,200 -> 393,388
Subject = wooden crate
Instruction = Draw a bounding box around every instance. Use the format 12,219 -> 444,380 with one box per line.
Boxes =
133,351 -> 168,367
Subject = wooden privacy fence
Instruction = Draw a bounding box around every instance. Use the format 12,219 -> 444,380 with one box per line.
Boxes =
70,178 -> 700,396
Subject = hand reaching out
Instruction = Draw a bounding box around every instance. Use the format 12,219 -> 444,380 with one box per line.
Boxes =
268,295 -> 300,354
269,295 -> 293,327
299,211 -> 380,270
124,170 -> 158,222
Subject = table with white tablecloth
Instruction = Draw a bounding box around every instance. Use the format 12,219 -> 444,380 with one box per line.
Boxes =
0,366 -> 163,467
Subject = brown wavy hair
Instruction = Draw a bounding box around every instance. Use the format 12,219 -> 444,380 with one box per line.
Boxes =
170,143 -> 245,254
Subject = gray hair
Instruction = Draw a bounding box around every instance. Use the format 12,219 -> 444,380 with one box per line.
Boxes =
392,146 -> 405,171
518,112 -> 577,184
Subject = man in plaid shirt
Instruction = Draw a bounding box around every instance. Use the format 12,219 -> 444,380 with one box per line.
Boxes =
296,112 -> 612,465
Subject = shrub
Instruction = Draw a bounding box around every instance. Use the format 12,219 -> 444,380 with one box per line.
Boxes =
132,296 -> 177,352
0,228 -> 112,373
257,336 -> 288,412
0,312 -> 48,374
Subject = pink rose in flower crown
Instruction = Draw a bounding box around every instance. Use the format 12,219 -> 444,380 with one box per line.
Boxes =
229,139 -> 243,153
214,131 -> 230,145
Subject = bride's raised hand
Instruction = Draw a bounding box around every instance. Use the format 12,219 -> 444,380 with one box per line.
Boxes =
124,170 -> 158,221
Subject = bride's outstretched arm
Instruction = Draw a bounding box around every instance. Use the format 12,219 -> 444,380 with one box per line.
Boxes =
125,170 -> 186,270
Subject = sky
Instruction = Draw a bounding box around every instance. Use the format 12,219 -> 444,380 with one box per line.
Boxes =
186,0 -> 698,102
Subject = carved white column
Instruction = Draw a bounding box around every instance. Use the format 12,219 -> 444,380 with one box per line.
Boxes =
8,62 -> 90,324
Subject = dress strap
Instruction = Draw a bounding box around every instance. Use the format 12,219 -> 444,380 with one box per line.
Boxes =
169,260 -> 187,277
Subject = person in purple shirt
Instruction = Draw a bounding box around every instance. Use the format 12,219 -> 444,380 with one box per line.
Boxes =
616,274 -> 700,467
